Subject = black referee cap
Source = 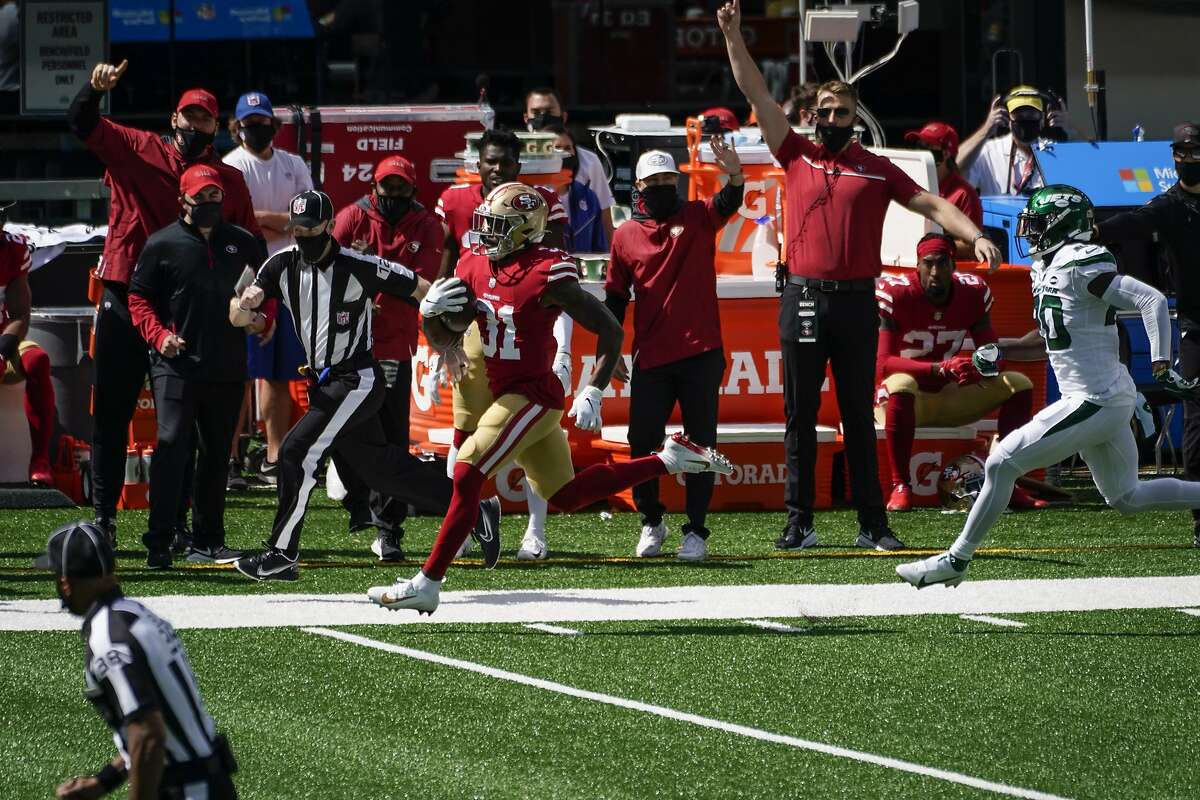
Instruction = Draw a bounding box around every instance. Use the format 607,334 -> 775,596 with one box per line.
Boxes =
33,520 -> 116,578
289,190 -> 334,229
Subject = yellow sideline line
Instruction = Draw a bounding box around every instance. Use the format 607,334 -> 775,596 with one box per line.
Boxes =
0,542 -> 1189,574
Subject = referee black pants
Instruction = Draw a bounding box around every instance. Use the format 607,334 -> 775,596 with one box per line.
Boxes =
92,283 -> 192,528
146,370 -> 243,552
1178,328 -> 1200,524
267,360 -> 452,557
338,358 -> 413,534
780,285 -> 886,531
628,348 -> 725,537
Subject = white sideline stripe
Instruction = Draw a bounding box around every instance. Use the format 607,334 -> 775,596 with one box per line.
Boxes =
1177,608 -> 1200,617
741,619 -> 808,633
523,623 -> 582,636
3,576 -> 1200,632
303,626 -> 1070,800
960,614 -> 1028,628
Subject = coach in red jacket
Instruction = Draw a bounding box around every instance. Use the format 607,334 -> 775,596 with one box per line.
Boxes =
605,143 -> 743,563
68,60 -> 262,548
331,155 -> 444,560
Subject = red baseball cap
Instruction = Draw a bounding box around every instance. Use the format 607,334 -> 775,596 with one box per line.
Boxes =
904,121 -> 960,158
701,107 -> 740,132
179,164 -> 224,197
375,155 -> 416,185
176,88 -> 218,118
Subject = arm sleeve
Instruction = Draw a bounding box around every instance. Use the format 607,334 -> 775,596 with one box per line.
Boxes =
353,254 -> 418,298
67,84 -> 104,141
1096,197 -> 1170,244
877,325 -> 939,379
602,236 -> 632,314
553,313 -> 573,354
710,180 -> 745,222
1101,272 -> 1171,364
252,255 -> 286,301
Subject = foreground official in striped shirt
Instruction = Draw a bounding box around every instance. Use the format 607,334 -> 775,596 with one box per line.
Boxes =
38,520 -> 237,799
230,190 -> 498,581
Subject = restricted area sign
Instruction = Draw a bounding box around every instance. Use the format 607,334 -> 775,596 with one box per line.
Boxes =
20,0 -> 107,116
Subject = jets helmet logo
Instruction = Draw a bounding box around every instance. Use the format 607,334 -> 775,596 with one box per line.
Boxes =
292,196 -> 308,215
512,192 -> 540,212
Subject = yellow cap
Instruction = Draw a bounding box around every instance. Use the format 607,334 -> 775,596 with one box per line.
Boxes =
1005,85 -> 1044,114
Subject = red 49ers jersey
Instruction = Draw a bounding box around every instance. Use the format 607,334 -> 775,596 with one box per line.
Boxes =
0,231 -> 32,327
456,244 -> 578,410
436,183 -> 567,250
875,270 -> 992,362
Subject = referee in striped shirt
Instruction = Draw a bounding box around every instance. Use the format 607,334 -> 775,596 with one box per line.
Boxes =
231,190 -> 499,581
38,520 -> 237,799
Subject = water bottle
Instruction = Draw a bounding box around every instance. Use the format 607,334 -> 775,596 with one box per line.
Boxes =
750,216 -> 779,280
1132,124 -> 1145,143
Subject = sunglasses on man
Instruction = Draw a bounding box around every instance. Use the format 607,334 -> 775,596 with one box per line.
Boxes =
814,107 -> 853,120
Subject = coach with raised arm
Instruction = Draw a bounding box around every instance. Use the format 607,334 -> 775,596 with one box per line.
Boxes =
38,521 -> 237,799
718,0 -> 1000,553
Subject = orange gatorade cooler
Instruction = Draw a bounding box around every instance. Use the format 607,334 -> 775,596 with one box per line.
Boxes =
119,446 -> 149,510
457,130 -> 572,193
869,424 -> 981,508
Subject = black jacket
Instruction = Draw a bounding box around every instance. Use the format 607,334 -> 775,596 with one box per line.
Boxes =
1098,183 -> 1200,327
129,218 -> 267,381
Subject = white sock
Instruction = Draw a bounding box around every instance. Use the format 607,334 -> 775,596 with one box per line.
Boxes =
446,443 -> 459,480
949,453 -> 1021,561
412,570 -> 442,590
525,479 -> 548,534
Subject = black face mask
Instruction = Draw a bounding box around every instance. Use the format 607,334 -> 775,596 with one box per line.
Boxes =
188,200 -> 223,229
376,192 -> 413,223
816,123 -> 853,153
561,154 -> 579,177
640,184 -> 679,220
240,124 -> 275,153
1177,161 -> 1200,186
175,127 -> 215,160
529,113 -> 564,132
296,232 -> 332,263
1012,117 -> 1043,145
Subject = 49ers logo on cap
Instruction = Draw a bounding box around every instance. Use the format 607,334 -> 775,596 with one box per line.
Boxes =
292,196 -> 308,215
648,153 -> 669,166
511,192 -> 540,211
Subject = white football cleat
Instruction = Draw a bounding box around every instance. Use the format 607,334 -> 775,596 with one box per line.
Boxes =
676,531 -> 707,562
636,522 -> 667,557
655,432 -> 733,476
895,552 -> 969,589
367,572 -> 441,614
516,528 -> 548,561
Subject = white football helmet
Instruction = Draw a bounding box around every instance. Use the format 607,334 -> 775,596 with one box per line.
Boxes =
937,454 -> 986,511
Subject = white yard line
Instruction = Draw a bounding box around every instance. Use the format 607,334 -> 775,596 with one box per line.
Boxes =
740,619 -> 808,633
3,575 -> 1200,632
1176,608 -> 1200,617
303,626 -> 1071,800
960,614 -> 1028,628
523,623 -> 582,636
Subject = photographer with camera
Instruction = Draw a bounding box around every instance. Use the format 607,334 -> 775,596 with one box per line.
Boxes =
958,85 -> 1072,196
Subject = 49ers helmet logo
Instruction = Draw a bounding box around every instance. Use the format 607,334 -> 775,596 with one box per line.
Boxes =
511,192 -> 540,212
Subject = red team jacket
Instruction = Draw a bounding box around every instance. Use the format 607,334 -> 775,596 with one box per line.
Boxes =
455,245 -> 578,410
875,270 -> 998,391
332,196 -> 444,361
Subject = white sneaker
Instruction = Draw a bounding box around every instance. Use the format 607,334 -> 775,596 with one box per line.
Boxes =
895,552 -> 969,589
655,432 -> 734,476
636,522 -> 667,557
676,532 -> 707,562
367,572 -> 441,614
516,528 -> 548,561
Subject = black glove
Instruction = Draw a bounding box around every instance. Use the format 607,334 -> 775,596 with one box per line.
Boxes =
1154,366 -> 1200,400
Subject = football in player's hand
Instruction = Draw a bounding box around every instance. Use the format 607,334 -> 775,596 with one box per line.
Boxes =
424,281 -> 476,333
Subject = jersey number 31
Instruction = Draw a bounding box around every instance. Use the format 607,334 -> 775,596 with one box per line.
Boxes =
478,299 -> 521,360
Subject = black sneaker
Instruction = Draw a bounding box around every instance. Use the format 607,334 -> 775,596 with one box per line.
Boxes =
472,496 -> 502,569
370,531 -> 405,562
234,549 -> 299,581
146,548 -> 172,570
258,459 -> 279,487
227,459 -> 249,492
856,526 -> 906,552
775,526 -> 818,550
171,525 -> 193,555
185,544 -> 243,564
94,517 -> 117,549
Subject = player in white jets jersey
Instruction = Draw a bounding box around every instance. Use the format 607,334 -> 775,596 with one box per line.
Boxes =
898,185 -> 1200,588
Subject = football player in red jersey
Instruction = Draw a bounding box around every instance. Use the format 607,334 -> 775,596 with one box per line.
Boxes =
876,233 -> 1046,511
368,183 -> 734,613
434,128 -> 573,561
0,214 -> 56,485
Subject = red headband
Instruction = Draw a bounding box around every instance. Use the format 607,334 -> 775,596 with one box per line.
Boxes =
916,237 -> 955,262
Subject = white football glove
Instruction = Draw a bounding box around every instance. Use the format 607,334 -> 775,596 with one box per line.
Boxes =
568,385 -> 603,433
420,277 -> 468,318
553,351 -> 572,395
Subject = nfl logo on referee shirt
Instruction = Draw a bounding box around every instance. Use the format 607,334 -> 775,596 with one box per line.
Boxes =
337,311 -> 349,325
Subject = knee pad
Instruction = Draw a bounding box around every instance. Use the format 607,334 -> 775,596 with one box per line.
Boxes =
881,373 -> 920,396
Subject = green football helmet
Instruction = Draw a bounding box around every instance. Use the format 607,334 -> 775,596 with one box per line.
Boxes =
1016,184 -> 1095,258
